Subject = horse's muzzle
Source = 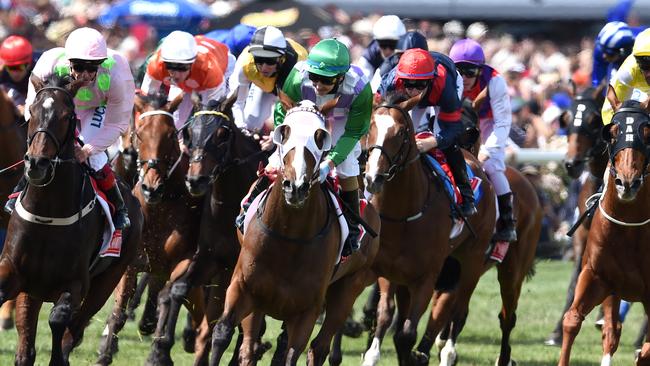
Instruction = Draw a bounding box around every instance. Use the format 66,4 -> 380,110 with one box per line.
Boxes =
364,174 -> 385,195
25,155 -> 53,185
615,175 -> 644,201
186,175 -> 209,197
282,179 -> 310,207
141,183 -> 164,204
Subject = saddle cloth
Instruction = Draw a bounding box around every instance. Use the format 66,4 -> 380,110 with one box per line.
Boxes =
241,180 -> 367,264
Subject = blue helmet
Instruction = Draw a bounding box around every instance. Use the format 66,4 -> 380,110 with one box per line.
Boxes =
396,31 -> 428,52
596,21 -> 635,57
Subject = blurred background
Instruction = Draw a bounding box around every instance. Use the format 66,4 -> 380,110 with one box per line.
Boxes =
2,0 -> 649,260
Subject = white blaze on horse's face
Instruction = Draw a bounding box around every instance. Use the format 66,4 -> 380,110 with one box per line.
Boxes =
366,113 -> 396,179
43,97 -> 54,109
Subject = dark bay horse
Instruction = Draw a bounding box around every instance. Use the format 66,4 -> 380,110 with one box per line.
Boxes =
546,85 -> 609,346
98,92 -> 205,365
0,87 -> 26,330
0,74 -> 142,366
146,94 -> 268,365
412,98 -> 542,366
209,101 -> 380,366
558,101 -> 650,366
361,93 -> 496,366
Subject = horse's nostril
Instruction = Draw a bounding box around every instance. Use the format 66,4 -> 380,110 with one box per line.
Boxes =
632,179 -> 642,190
615,178 -> 623,187
282,180 -> 291,189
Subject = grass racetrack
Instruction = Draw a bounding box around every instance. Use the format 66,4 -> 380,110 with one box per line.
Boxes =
0,260 -> 644,365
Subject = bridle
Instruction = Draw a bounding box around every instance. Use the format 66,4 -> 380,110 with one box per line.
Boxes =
367,103 -> 420,181
607,106 -> 650,180
566,97 -> 606,165
133,110 -> 184,186
25,86 -> 78,187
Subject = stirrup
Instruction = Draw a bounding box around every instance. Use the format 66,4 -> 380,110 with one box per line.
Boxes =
113,210 -> 130,230
460,202 -> 477,217
4,198 -> 16,214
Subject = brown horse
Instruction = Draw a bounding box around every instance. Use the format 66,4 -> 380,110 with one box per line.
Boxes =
0,87 -> 26,331
545,85 -> 609,346
361,92 -> 496,366
411,98 -> 542,366
558,100 -> 650,366
208,101 -> 380,366
146,94 -> 269,365
96,92 -> 204,365
0,74 -> 142,366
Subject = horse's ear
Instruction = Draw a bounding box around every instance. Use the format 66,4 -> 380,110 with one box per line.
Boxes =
134,94 -> 146,114
318,96 -> 340,117
602,123 -> 618,144
272,124 -> 291,145
30,74 -> 44,91
472,87 -> 489,112
314,128 -> 332,151
67,78 -> 86,98
398,93 -> 422,112
221,87 -> 238,113
278,90 -> 296,112
167,92 -> 184,113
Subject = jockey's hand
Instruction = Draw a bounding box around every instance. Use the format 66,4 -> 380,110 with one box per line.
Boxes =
416,136 -> 437,153
74,144 -> 91,163
318,160 -> 334,183
258,135 -> 274,151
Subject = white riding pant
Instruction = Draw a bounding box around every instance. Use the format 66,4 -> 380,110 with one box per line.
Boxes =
77,107 -> 109,170
482,146 -> 511,196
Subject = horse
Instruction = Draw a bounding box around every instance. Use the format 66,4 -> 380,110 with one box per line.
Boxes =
410,98 -> 542,366
0,87 -> 26,331
97,91 -> 205,365
0,74 -> 142,366
361,92 -> 496,366
145,93 -> 269,365
545,84 -> 608,346
558,100 -> 650,366
208,100 -> 380,366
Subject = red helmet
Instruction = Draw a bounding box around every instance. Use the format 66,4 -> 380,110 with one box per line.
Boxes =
0,35 -> 33,66
397,49 -> 435,80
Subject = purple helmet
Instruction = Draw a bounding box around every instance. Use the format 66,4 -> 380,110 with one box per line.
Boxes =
449,38 -> 485,65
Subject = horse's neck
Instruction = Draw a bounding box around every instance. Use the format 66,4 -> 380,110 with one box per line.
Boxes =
210,133 -> 259,203
375,158 -> 429,214
22,164 -> 91,215
262,176 -> 327,237
0,99 -> 24,167
602,173 -> 650,221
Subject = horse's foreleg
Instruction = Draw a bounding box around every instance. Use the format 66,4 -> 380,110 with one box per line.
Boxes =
0,299 -> 15,330
14,292 -> 42,366
49,292 -> 74,366
145,283 -> 173,366
196,267 -> 234,366
600,295 -> 621,366
559,268 -> 608,366
182,285 -> 206,354
394,277 -> 436,366
138,274 -> 164,336
209,277 -> 253,366
284,308 -> 321,366
96,266 -> 137,365
363,277 -> 395,366
126,271 -> 149,321
238,312 -> 264,365
636,305 -> 650,366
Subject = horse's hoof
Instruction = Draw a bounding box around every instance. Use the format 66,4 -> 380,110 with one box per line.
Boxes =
126,309 -> 136,321
182,328 -> 196,353
495,356 -> 516,366
254,341 -> 272,361
342,318 -> 364,338
94,353 -> 112,366
328,352 -> 342,366
138,320 -> 156,336
98,335 -> 119,356
411,350 -> 429,366
0,317 -> 13,331
543,333 -> 561,347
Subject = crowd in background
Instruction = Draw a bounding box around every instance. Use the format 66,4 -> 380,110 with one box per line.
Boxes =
3,0 -> 643,258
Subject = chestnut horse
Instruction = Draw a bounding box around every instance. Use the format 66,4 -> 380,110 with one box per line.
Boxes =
209,101 -> 380,366
97,92 -> 205,365
361,93 -> 496,366
558,100 -> 650,366
0,87 -> 26,331
0,74 -> 142,365
546,85 -> 608,346
411,98 -> 542,366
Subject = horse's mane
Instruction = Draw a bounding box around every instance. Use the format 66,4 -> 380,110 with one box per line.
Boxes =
42,73 -> 73,89
140,91 -> 170,110
620,99 -> 642,109
382,91 -> 410,105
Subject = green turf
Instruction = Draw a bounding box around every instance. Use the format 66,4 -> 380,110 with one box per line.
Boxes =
0,260 -> 644,365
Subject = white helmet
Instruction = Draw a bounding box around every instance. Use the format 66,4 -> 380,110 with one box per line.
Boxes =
373,15 -> 406,41
161,31 -> 197,64
65,27 -> 107,61
249,26 -> 287,58
466,22 -> 488,40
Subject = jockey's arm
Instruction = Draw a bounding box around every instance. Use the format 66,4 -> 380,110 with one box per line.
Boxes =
273,68 -> 302,128
592,46 -> 609,88
429,71 -> 463,150
602,58 -> 635,124
327,84 -> 372,166
228,58 -> 251,129
480,74 -> 512,159
139,72 -> 162,96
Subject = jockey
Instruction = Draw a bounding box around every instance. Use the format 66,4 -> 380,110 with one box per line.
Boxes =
228,26 -> 308,135
450,38 -> 516,242
592,21 -> 644,87
7,27 -> 134,229
370,30 -> 429,92
602,28 -> 650,124
357,15 -> 406,80
378,48 -> 477,217
140,30 -> 235,131
0,35 -> 36,115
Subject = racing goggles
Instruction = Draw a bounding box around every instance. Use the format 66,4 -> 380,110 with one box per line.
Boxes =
5,63 -> 29,72
377,40 -> 398,50
165,62 -> 192,72
636,56 -> 650,71
253,56 -> 280,65
308,72 -> 338,85
456,63 -> 480,78
402,79 -> 430,90
71,62 -> 101,73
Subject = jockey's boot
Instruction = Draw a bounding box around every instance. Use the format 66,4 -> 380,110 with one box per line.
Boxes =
443,145 -> 477,217
341,189 -> 361,258
494,192 -> 517,242
4,176 -> 26,214
106,183 -> 130,230
235,175 -> 270,233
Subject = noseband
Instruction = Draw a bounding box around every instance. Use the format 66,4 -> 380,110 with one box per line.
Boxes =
134,110 -> 184,184
367,103 -> 419,181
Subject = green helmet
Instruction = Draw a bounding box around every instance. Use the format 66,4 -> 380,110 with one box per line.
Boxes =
306,39 -> 350,77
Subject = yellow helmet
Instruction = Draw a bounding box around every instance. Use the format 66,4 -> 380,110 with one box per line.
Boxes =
632,29 -> 650,57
